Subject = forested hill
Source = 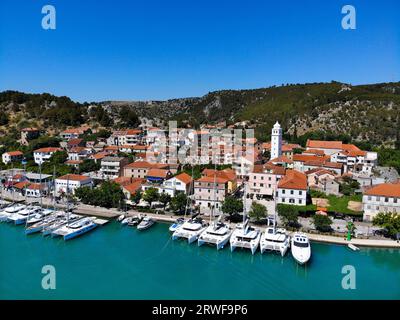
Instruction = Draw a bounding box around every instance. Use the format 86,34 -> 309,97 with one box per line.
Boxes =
1,81 -> 400,146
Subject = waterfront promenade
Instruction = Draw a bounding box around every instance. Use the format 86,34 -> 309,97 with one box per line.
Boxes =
2,191 -> 400,249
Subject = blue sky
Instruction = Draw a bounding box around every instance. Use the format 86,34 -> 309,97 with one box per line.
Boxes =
0,0 -> 399,102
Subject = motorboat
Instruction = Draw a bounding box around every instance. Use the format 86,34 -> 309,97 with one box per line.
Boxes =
198,220 -> 232,250
260,227 -> 290,256
137,216 -> 155,230
0,203 -> 26,222
291,233 -> 311,265
169,217 -> 185,232
117,214 -> 125,222
128,215 -> 143,226
172,217 -> 208,244
51,217 -> 97,240
229,219 -> 261,255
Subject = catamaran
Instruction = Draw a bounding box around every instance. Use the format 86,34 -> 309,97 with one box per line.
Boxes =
25,214 -> 60,235
291,233 -> 311,265
169,217 -> 184,232
8,205 -> 41,225
230,219 -> 261,255
260,197 -> 290,256
229,181 -> 261,255
51,217 -> 98,240
42,213 -> 81,236
260,227 -> 290,256
172,216 -> 208,244
198,168 -> 232,250
198,218 -> 232,250
0,203 -> 26,222
26,208 -> 52,225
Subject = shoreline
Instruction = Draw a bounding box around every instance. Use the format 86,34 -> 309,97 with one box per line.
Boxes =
2,195 -> 400,249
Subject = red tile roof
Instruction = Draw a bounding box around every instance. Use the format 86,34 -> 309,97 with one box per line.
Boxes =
364,183 -> 400,198
147,168 -> 170,179
196,176 -> 229,184
123,180 -> 144,195
34,147 -> 61,153
306,140 -> 343,150
5,151 -> 23,156
174,172 -> 192,185
57,174 -> 91,182
278,170 -> 307,190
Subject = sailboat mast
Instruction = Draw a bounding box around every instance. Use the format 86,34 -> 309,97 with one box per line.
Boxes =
210,157 -> 217,224
66,174 -> 70,225
52,165 -> 56,211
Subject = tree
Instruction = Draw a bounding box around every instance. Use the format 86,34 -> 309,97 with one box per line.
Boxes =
159,192 -> 171,209
248,202 -> 267,222
119,106 -> 140,127
312,214 -> 333,232
373,212 -> 400,238
131,190 -> 142,204
79,159 -> 100,173
0,112 -> 9,125
277,204 -> 299,227
170,193 -> 188,214
75,181 -> 124,208
221,196 -> 243,217
142,187 -> 159,208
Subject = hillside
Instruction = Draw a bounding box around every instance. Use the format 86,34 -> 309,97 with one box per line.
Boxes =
1,81 -> 400,146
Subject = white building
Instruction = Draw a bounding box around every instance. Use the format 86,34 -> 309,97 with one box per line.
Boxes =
2,151 -> 23,165
160,172 -> 193,197
100,156 -> 129,179
270,121 -> 282,160
33,147 -> 62,165
362,183 -> 400,221
276,170 -> 308,206
55,174 -> 93,196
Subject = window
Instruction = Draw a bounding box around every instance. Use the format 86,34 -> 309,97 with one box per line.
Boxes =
299,200 -> 302,205
394,198 -> 398,204
282,198 -> 285,203
290,190 -> 294,195
368,196 -> 371,201
289,199 -> 294,204
282,190 -> 285,194
385,197 -> 389,202
299,191 -> 303,195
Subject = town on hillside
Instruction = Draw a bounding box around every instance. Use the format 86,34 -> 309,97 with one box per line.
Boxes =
1,121 -> 399,239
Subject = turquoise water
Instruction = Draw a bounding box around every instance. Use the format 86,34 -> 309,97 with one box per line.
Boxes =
1,221 -> 399,300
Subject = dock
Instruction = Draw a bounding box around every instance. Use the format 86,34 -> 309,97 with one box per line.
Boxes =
93,218 -> 110,226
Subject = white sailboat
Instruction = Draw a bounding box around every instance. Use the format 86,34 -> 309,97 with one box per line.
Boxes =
260,196 -> 290,256
8,205 -> 41,225
198,167 -> 232,250
51,216 -> 98,240
172,216 -> 208,244
0,203 -> 26,222
229,181 -> 261,255
291,233 -> 311,265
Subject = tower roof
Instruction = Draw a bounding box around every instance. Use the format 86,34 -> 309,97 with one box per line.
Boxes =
273,121 -> 281,129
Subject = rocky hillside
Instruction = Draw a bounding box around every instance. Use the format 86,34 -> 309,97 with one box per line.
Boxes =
1,81 -> 400,146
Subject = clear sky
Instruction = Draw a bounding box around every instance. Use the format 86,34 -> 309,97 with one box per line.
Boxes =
0,0 -> 399,102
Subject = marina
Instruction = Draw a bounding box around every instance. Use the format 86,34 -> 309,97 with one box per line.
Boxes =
1,220 -> 399,300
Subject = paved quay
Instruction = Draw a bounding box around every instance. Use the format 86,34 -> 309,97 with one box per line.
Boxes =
2,192 -> 400,248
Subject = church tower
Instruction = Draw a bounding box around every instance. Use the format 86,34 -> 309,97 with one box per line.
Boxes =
270,121 -> 282,160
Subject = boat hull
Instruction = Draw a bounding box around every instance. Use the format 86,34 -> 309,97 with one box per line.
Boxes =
64,223 -> 97,241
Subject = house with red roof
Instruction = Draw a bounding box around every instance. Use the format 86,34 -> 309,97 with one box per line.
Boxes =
362,182 -> 400,221
276,170 -> 308,206
55,174 -> 93,196
2,151 -> 23,165
33,147 -> 62,165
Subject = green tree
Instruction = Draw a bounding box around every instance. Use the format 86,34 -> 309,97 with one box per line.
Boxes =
373,212 -> 400,238
221,196 -> 243,218
0,112 -> 9,125
142,187 -> 159,207
119,106 -> 140,127
159,192 -> 171,209
131,190 -> 142,204
170,193 -> 188,214
311,214 -> 333,232
248,202 -> 267,222
277,204 -> 299,227
79,159 -> 100,173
